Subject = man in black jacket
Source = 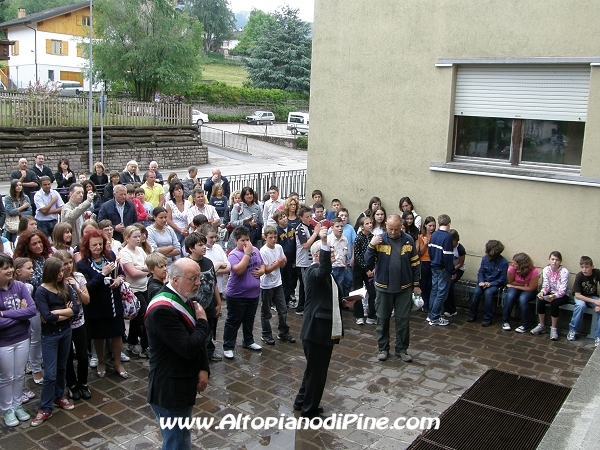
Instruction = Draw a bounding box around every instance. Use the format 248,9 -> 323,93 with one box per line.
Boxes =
145,258 -> 210,450
293,227 -> 343,419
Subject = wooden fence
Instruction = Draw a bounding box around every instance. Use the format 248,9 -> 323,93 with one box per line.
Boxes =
0,94 -> 191,127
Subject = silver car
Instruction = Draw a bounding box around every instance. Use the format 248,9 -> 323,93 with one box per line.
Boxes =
245,111 -> 275,125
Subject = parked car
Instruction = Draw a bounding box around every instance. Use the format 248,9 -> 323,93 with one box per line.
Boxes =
287,112 -> 309,135
192,110 -> 209,126
245,111 -> 275,125
57,81 -> 83,97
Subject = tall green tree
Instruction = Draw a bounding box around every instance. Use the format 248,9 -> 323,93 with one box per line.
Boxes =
91,0 -> 203,101
245,6 -> 311,95
185,0 -> 235,53
233,8 -> 275,56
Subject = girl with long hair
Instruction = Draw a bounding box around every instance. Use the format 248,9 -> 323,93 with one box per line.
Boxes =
165,181 -> 191,252
4,180 -> 32,242
51,222 -> 74,253
417,216 -> 436,312
402,210 -> 420,243
32,257 -> 79,426
53,250 -> 91,401
354,196 -> 381,231
0,254 -> 37,427
371,206 -> 387,237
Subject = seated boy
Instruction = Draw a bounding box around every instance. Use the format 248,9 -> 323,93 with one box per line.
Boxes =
568,256 -> 600,345
135,188 -> 154,226
259,225 -> 296,345
467,240 -> 508,326
327,217 -> 352,297
145,252 -> 168,300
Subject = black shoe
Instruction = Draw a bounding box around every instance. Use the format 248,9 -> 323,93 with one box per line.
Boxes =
467,317 -> 476,322
68,385 -> 80,401
293,403 -> 324,413
79,385 -> 91,400
277,333 -> 296,343
208,353 -> 223,361
481,320 -> 492,327
261,336 -> 276,345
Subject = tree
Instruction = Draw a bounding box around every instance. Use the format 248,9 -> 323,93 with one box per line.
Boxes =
233,8 -> 275,56
91,0 -> 203,101
245,6 -> 311,95
185,0 -> 235,53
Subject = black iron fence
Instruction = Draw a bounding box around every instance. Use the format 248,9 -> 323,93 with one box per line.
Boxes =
200,125 -> 249,152
227,169 -> 306,202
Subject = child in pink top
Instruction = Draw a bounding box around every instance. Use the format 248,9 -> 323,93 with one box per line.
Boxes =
502,253 -> 539,333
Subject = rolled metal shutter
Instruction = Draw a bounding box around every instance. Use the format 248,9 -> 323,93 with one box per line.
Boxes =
454,65 -> 590,121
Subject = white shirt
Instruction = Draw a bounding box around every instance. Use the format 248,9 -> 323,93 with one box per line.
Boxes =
187,204 -> 220,226
34,189 -> 64,221
206,244 -> 230,293
260,244 -> 284,289
327,233 -> 349,268
262,198 -> 285,227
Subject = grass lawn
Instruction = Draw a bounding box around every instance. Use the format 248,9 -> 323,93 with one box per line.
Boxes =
201,63 -> 248,87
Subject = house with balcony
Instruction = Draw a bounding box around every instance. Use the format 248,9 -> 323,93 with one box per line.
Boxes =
0,1 -> 93,90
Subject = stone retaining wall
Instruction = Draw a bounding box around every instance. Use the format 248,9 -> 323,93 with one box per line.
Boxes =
0,126 -> 207,178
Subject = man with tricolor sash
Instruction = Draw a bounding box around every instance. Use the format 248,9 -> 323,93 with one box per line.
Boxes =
145,258 -> 210,450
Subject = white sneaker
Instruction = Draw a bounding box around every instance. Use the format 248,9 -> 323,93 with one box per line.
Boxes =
530,323 -> 546,335
244,343 -> 262,351
366,318 -> 377,325
14,406 -> 30,422
223,350 -> 234,359
502,323 -> 511,331
567,330 -> 576,341
3,409 -> 18,427
595,337 -> 600,347
120,352 -> 130,362
127,344 -> 142,355
356,318 -> 365,325
90,356 -> 98,368
550,327 -> 559,341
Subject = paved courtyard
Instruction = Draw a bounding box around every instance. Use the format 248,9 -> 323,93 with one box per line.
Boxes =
0,304 -> 594,450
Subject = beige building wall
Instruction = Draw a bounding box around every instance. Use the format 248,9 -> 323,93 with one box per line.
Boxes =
308,0 -> 600,279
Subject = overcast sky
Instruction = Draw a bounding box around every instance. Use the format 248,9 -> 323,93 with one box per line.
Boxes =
228,0 -> 314,22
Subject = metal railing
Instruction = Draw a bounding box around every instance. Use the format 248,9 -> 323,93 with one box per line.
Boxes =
227,169 -> 306,202
201,125 -> 249,152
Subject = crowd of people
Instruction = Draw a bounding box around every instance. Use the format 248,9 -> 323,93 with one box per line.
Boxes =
1,154 -> 599,443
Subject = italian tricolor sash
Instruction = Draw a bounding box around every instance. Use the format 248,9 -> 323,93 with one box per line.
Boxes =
145,291 -> 196,328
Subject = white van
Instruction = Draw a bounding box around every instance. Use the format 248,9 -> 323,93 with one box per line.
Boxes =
287,112 -> 309,135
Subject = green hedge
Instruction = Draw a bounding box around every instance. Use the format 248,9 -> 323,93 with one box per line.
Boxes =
207,113 -> 246,123
186,81 -> 308,105
296,136 -> 308,149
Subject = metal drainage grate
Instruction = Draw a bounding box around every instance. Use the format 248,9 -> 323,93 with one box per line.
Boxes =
407,369 -> 571,450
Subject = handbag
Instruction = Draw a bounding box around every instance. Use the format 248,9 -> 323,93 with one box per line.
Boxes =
5,214 -> 19,234
120,281 -> 141,320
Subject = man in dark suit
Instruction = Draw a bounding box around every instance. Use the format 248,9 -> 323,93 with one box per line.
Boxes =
294,227 -> 343,419
146,258 -> 210,450
32,153 -> 55,183
97,184 -> 138,242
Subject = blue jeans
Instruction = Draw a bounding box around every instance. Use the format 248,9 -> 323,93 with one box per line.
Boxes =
332,266 -> 352,298
469,285 -> 500,321
569,295 -> 600,337
40,327 -> 72,413
36,219 -> 57,238
222,296 -> 259,350
150,403 -> 194,450
502,288 -> 535,328
429,267 -> 451,321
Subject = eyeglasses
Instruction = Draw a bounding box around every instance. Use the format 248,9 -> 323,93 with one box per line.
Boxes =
180,275 -> 201,283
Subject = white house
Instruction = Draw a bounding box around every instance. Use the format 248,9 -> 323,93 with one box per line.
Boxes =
0,2 -> 94,90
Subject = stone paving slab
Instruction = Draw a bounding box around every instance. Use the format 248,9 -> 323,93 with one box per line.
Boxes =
0,307 -> 593,449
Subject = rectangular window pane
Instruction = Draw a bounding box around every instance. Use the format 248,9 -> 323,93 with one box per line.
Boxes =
454,116 -> 511,160
521,120 -> 584,166
51,40 -> 61,55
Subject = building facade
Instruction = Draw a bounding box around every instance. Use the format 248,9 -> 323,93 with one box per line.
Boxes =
0,2 -> 93,90
308,0 -> 600,277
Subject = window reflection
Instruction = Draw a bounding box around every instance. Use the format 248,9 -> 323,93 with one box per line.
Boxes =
521,120 -> 584,165
455,117 -> 511,160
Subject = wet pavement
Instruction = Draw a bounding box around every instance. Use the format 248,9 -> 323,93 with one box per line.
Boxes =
0,306 -> 594,450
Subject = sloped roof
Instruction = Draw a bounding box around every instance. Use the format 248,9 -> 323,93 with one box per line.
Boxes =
0,1 -> 92,29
